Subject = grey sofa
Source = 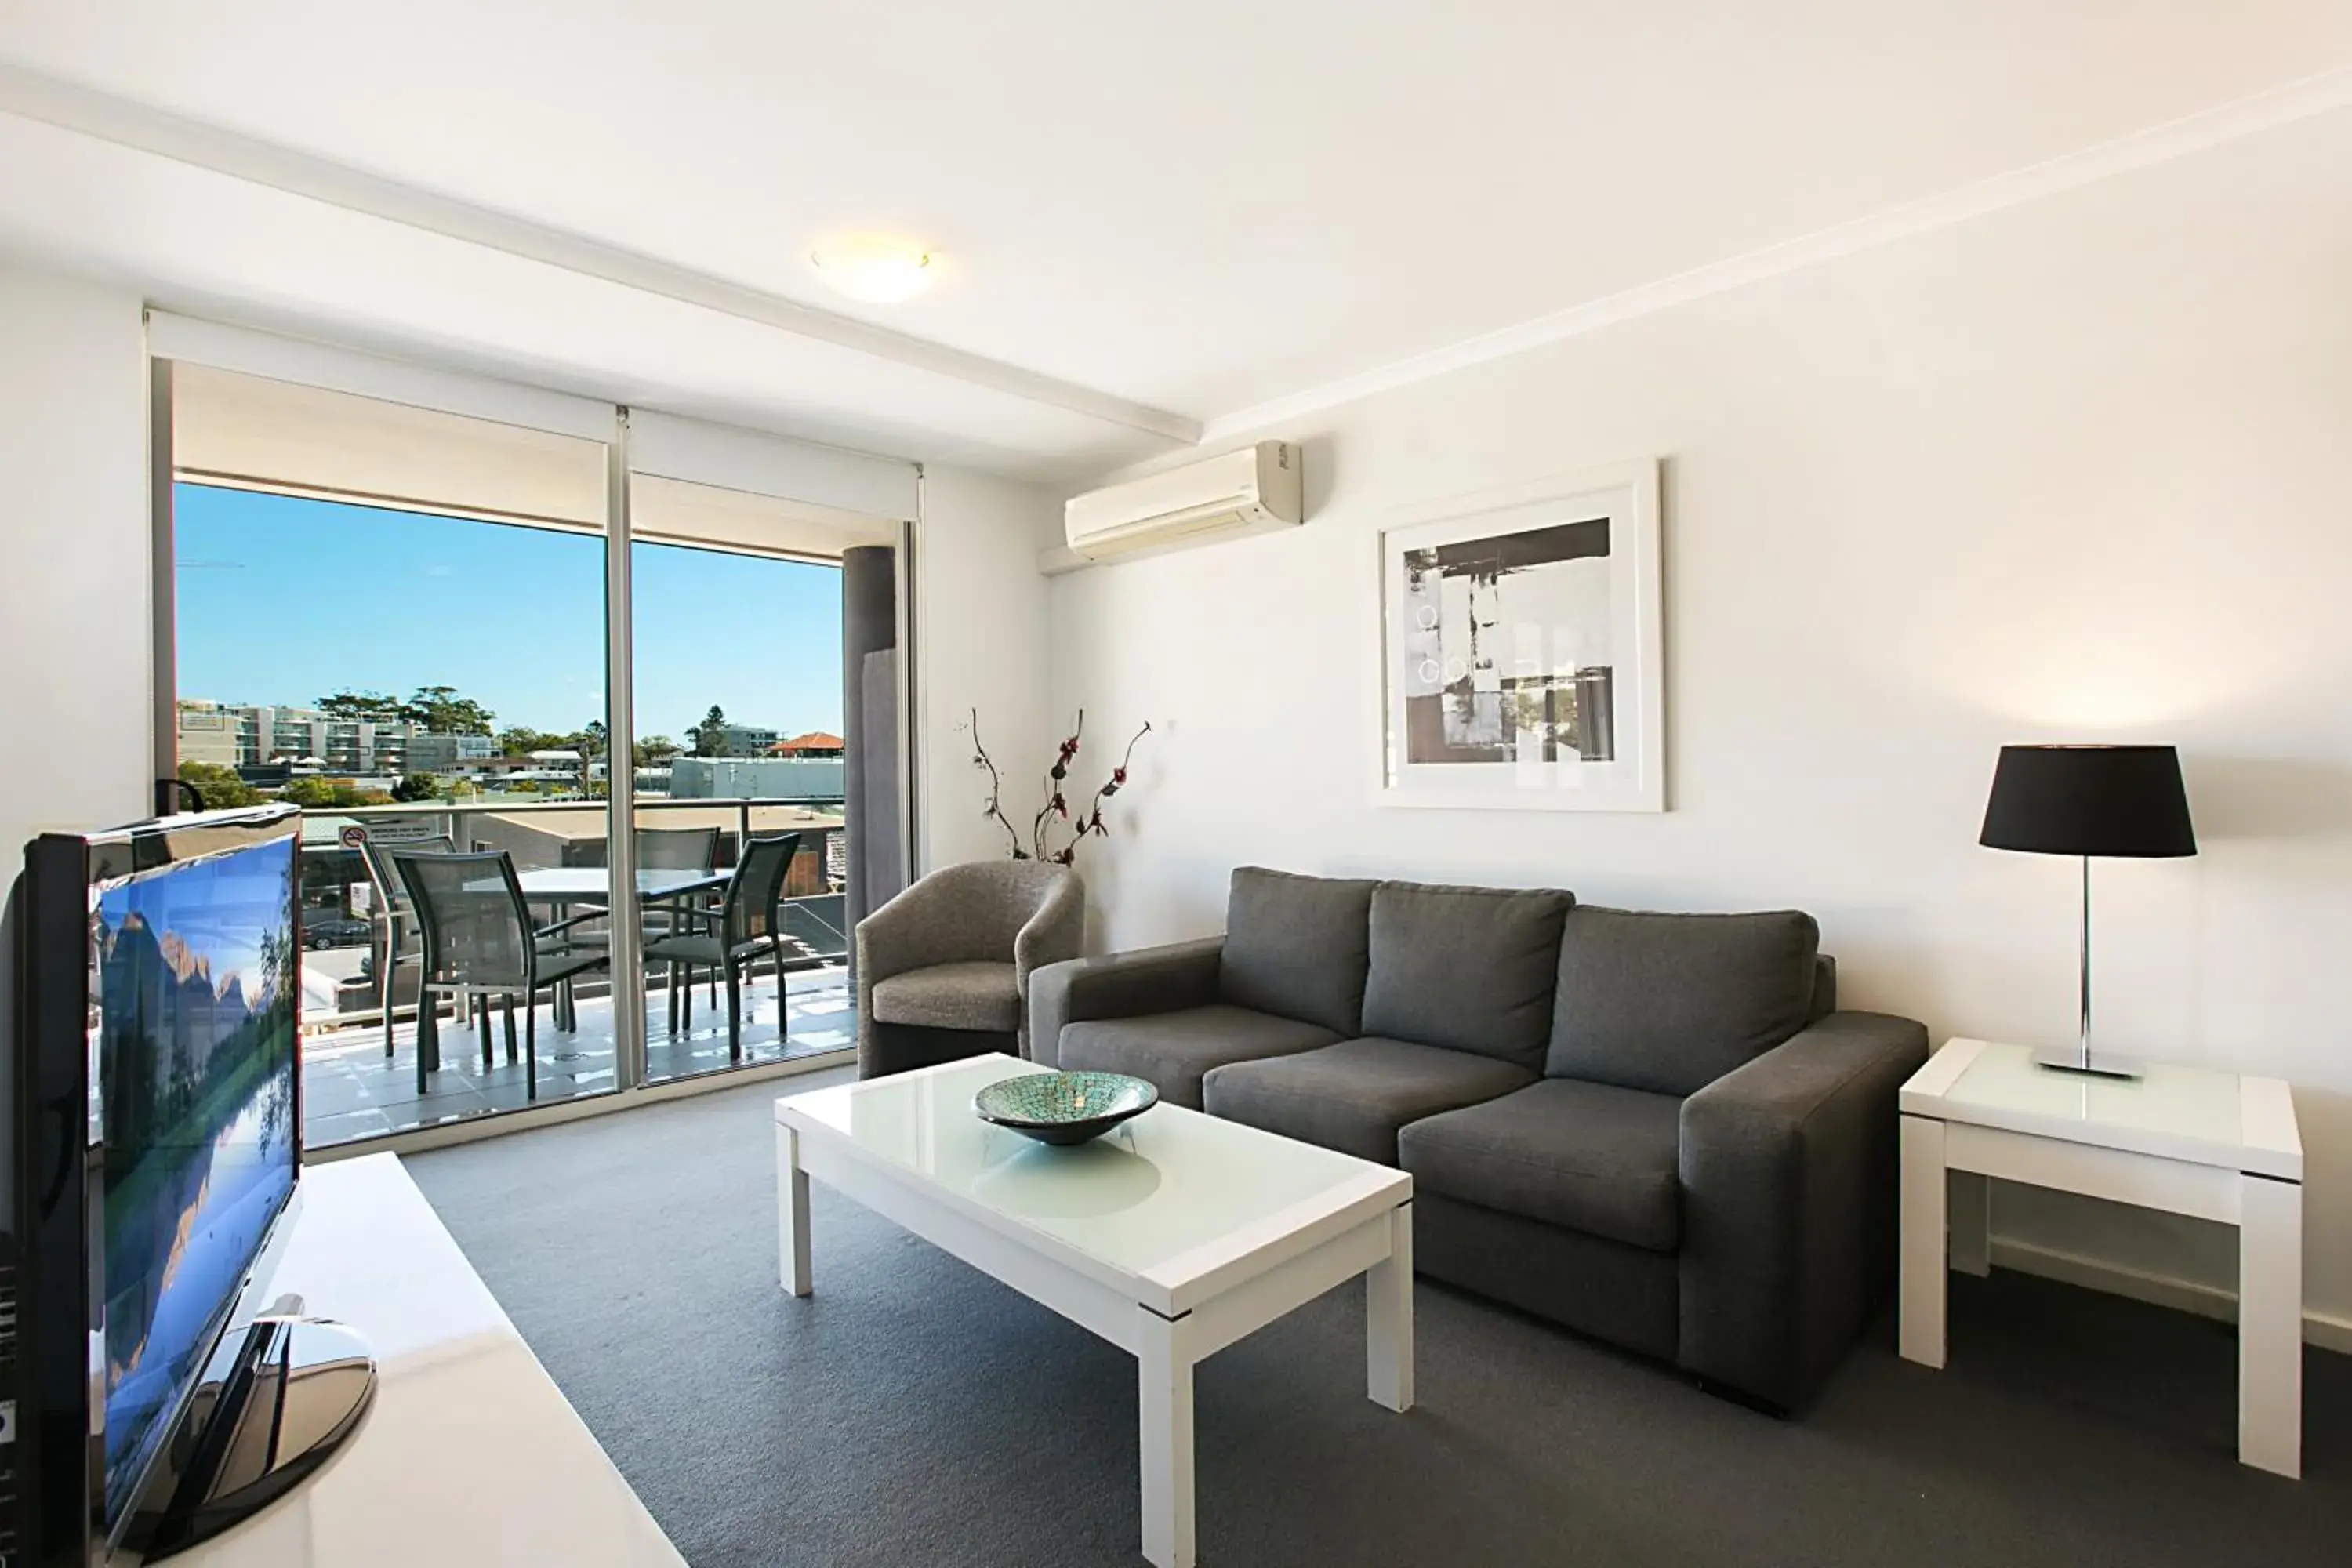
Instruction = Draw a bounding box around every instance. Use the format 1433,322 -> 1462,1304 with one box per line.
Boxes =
1028,866 -> 1929,1411
855,860 -> 1084,1078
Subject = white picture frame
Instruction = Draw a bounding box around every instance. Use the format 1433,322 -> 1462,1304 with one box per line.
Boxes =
1375,458 -> 1664,812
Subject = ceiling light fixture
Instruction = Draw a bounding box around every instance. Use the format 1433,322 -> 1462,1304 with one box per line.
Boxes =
808,237 -> 935,303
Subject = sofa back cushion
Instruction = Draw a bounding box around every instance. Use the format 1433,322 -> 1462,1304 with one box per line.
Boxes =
1546,906 -> 1820,1095
1360,882 -> 1572,1067
1218,867 -> 1378,1035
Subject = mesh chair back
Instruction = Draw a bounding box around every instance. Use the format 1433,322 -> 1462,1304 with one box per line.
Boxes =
359,832 -> 456,916
395,850 -> 532,990
636,824 -> 720,871
720,833 -> 802,948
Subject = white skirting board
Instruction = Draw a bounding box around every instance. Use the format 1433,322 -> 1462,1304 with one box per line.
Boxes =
1985,1232 -> 2352,1356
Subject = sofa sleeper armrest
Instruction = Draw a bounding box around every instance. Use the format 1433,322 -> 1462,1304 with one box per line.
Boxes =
1676,1010 -> 1930,1410
1026,938 -> 1225,1068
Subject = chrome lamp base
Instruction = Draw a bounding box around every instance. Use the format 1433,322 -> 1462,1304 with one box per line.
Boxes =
2031,854 -> 2146,1082
2034,1044 -> 2145,1081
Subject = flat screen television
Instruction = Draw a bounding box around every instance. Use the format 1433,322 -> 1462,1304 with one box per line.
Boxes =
9,805 -> 305,1566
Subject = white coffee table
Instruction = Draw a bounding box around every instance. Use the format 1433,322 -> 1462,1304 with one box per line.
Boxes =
772,1054 -> 1414,1567
1897,1037 -> 2303,1476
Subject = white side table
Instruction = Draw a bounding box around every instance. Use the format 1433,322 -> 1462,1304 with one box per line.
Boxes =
1897,1037 -> 2303,1478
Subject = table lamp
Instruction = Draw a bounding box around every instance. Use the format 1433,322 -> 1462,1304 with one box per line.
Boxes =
1979,744 -> 2197,1079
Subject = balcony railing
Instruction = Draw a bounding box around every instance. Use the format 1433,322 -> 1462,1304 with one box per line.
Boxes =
288,797 -> 855,1148
294,796 -> 850,1029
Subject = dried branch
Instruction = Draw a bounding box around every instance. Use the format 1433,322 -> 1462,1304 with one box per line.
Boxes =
973,708 -> 1150,867
967,707 -> 1029,859
1032,709 -> 1083,858
1041,720 -> 1152,866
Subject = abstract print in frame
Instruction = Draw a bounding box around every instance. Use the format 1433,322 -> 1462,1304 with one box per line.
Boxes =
1377,459 -> 1662,811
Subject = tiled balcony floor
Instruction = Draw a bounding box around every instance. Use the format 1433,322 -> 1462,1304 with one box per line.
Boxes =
300,964 -> 854,1148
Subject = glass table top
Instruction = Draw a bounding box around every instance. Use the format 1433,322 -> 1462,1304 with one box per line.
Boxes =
1940,1040 -> 2245,1149
777,1056 -> 1403,1285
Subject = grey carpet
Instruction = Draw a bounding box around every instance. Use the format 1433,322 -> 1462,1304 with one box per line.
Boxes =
406,1071 -> 2352,1566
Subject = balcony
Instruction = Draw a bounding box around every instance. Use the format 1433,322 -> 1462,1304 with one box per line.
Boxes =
294,797 -> 858,1149
300,966 -> 853,1145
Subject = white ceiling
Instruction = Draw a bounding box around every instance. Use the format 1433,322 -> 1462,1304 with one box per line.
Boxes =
2,2 -> 2350,478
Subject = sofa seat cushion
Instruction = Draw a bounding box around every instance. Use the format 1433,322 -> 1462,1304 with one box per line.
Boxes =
869,960 -> 1020,1033
1218,867 -> 1378,1036
1361,882 -> 1572,1069
1202,1037 -> 1537,1166
1059,1005 -> 1338,1110
1547,906 -> 1821,1097
1399,1079 -> 1683,1252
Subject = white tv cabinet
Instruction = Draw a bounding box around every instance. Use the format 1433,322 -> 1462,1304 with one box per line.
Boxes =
169,1153 -> 684,1567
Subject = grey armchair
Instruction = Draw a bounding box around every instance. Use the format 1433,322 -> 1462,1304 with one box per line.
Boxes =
855,860 -> 1084,1078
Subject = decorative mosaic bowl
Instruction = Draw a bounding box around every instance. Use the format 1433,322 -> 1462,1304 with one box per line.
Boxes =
973,1071 -> 1160,1146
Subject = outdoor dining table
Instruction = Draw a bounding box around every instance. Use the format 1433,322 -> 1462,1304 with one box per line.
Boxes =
419,866 -> 731,1071
512,866 -> 730,916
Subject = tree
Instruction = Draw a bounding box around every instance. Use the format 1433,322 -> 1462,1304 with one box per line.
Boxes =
580,719 -> 608,757
401,684 -> 495,735
176,760 -> 266,808
390,772 -> 439,803
495,724 -> 550,757
279,776 -> 387,810
317,688 -> 403,722
691,705 -> 729,757
634,735 -> 679,768
278,776 -> 340,809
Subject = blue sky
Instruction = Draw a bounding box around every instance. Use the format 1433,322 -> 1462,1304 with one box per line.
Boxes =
175,484 -> 844,742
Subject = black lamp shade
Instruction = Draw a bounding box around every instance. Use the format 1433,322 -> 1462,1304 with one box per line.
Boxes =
1980,745 -> 2197,858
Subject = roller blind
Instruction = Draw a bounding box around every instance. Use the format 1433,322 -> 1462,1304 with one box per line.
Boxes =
170,361 -> 608,529
151,312 -> 921,532
629,473 -> 898,561
625,408 -> 918,523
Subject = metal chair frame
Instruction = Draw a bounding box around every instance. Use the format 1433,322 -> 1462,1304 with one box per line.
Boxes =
394,848 -> 611,1102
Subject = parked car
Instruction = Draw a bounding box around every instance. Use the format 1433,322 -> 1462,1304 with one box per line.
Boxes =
301,912 -> 372,951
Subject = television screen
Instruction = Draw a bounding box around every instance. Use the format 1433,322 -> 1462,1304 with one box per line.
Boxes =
90,833 -> 299,1527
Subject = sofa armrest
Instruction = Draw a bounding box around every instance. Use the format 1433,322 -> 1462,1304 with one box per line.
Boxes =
1026,938 -> 1225,1068
1676,1010 -> 1929,1410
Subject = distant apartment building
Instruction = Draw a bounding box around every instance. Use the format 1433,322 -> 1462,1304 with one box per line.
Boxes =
405,731 -> 499,772
173,699 -> 243,767
667,755 -> 844,804
711,722 -> 779,757
175,699 -> 430,775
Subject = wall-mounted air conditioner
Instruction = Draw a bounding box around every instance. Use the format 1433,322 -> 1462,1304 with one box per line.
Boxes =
1047,441 -> 1301,572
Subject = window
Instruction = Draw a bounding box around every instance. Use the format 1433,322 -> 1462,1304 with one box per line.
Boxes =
156,350 -> 909,1149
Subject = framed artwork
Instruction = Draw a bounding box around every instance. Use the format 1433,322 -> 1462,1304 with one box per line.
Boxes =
1376,458 -> 1663,811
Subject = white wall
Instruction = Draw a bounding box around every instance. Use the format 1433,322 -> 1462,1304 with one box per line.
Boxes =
0,262 -> 153,884
916,464 -> 1062,869
0,265 -> 152,1214
1049,109 -> 2352,1335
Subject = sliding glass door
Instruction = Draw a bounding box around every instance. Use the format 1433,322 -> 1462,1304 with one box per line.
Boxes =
622,474 -> 902,1081
164,365 -> 623,1144
152,345 -> 913,1151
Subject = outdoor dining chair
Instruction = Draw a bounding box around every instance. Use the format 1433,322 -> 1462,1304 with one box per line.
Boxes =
357,831 -> 455,1058
393,848 -> 611,1102
633,822 -> 722,960
554,822 -> 723,971
641,831 -> 803,1062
